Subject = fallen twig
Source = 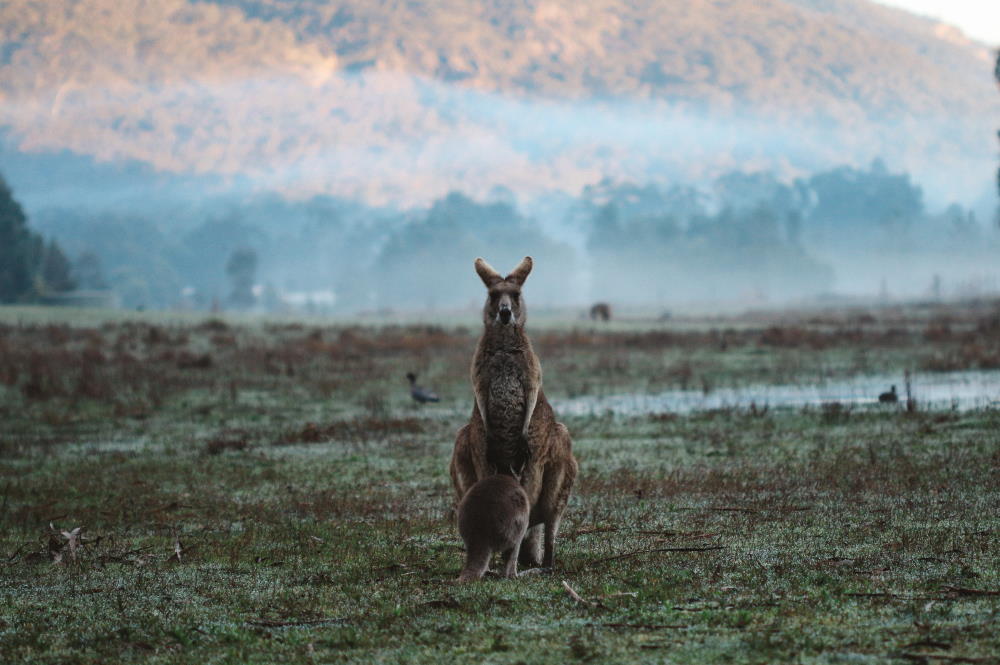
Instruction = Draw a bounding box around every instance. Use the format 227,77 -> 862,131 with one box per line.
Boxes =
562,580 -> 598,607
562,581 -> 637,608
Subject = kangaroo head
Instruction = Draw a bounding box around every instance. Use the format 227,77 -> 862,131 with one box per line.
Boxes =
474,256 -> 532,328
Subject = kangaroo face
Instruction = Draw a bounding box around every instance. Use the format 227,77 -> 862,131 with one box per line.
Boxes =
475,257 -> 533,328
486,283 -> 524,327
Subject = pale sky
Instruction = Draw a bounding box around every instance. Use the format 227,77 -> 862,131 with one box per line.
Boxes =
875,0 -> 1000,45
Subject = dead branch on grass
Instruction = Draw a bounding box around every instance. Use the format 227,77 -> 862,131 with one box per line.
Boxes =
562,581 -> 637,609
562,580 -> 597,607
172,535 -> 184,563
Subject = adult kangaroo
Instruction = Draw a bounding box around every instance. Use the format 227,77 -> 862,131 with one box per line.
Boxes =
449,256 -> 578,569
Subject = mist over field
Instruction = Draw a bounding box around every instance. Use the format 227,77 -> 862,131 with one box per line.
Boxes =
1,0 -> 998,312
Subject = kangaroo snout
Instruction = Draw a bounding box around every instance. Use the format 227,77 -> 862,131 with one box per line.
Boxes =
499,305 -> 512,324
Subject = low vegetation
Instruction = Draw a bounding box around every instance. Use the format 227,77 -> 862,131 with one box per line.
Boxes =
1,303 -> 999,663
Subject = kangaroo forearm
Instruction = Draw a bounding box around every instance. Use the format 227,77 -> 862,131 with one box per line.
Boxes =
522,385 -> 539,438
475,391 -> 488,438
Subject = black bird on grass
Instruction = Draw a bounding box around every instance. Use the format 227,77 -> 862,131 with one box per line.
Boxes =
407,372 -> 440,404
878,385 -> 898,403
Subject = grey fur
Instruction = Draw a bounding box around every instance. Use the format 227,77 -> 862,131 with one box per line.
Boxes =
450,256 -> 578,569
456,474 -> 529,582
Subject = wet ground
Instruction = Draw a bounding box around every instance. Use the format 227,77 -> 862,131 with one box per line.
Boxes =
554,369 -> 1000,416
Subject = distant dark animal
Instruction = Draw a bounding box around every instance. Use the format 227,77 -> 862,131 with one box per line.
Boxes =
406,372 -> 439,403
878,385 -> 898,403
589,302 -> 612,321
456,474 -> 529,582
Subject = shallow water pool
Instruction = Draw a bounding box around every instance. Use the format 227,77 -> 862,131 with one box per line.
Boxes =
552,369 -> 1000,416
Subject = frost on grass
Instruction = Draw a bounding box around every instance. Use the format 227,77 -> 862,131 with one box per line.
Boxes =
1,311 -> 999,663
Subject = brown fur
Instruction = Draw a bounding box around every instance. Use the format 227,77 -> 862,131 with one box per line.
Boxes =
456,474 -> 529,582
450,256 -> 578,568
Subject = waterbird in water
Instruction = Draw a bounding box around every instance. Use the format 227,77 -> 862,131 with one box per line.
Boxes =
878,385 -> 898,403
406,372 -> 440,403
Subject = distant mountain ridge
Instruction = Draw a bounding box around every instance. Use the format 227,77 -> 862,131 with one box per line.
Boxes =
208,0 -> 992,111
0,0 -> 996,206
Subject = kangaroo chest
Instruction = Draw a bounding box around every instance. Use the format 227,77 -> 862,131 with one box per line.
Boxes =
480,352 -> 529,467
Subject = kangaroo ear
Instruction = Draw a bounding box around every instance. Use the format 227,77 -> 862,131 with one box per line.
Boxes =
506,256 -> 533,285
474,258 -> 503,287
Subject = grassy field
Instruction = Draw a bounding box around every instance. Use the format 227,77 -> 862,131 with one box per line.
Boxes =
1,302 -> 999,664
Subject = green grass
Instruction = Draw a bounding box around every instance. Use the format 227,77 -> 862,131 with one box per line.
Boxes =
1,306 -> 999,663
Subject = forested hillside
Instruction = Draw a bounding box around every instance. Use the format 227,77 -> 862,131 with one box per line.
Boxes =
1,0 -> 995,204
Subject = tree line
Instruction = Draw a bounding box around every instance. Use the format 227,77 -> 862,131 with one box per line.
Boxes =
5,158 -> 993,311
0,175 -> 77,303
